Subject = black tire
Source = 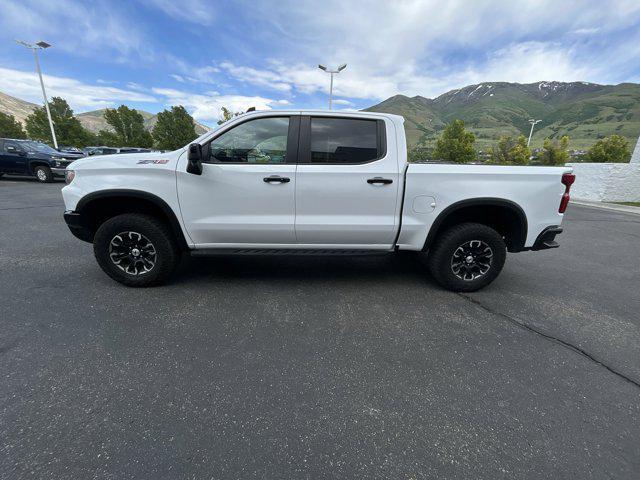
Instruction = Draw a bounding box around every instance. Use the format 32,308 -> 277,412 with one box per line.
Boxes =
93,213 -> 180,287
34,165 -> 53,183
427,222 -> 506,292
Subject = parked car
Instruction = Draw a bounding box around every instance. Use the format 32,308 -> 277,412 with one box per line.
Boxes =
85,146 -> 118,156
58,146 -> 86,156
0,138 -> 84,182
62,110 -> 574,291
85,146 -> 153,156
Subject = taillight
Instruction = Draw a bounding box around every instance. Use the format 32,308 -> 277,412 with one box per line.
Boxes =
559,173 -> 575,213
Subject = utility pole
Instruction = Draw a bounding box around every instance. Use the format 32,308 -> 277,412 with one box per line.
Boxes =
16,40 -> 58,149
527,119 -> 541,147
318,63 -> 347,110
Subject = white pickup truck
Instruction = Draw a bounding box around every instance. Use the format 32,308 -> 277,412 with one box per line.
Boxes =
62,110 -> 574,291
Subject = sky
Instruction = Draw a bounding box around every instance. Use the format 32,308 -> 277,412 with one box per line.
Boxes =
1,0 -> 640,127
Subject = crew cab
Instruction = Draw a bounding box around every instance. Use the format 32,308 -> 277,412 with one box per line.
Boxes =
62,111 -> 574,291
0,138 -> 83,182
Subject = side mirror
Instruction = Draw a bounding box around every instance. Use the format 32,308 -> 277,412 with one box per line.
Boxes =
187,143 -> 203,175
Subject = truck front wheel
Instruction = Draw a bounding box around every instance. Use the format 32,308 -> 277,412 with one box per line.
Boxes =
427,222 -> 506,292
93,213 -> 180,287
34,166 -> 53,183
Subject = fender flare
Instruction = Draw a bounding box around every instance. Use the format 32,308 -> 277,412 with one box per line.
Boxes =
423,197 -> 528,252
27,160 -> 52,174
76,189 -> 189,250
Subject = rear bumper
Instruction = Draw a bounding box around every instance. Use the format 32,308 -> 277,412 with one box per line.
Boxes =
63,210 -> 93,243
530,226 -> 563,251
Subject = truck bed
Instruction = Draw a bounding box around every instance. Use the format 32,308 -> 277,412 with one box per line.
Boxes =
397,163 -> 572,251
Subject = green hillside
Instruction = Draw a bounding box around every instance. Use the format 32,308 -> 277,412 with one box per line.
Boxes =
365,81 -> 640,151
77,109 -> 210,135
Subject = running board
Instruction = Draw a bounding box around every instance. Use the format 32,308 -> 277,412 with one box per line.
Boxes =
190,248 -> 394,257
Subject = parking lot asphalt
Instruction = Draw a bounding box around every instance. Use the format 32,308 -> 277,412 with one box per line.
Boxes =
1,178 -> 639,479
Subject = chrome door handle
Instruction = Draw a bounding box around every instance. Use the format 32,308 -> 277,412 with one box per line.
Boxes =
367,177 -> 393,185
263,175 -> 290,183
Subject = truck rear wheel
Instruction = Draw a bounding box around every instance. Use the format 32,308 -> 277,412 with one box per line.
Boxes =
93,213 -> 180,287
34,166 -> 53,183
427,222 -> 506,292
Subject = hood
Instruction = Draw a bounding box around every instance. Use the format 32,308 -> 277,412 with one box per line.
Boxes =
55,152 -> 85,159
26,151 -> 84,161
69,150 -> 179,170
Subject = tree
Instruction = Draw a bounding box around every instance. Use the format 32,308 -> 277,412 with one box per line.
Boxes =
538,136 -> 570,166
490,135 -> 531,165
103,105 -> 153,147
432,119 -> 476,164
586,135 -> 631,163
0,112 -> 26,139
217,106 -> 243,125
407,142 -> 432,163
25,97 -> 94,147
152,106 -> 198,150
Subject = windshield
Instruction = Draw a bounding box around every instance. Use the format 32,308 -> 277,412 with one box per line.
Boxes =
19,141 -> 59,154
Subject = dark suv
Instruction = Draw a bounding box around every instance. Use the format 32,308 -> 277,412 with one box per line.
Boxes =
0,139 -> 84,182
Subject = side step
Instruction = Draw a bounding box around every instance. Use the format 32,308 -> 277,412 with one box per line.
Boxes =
190,248 -> 394,257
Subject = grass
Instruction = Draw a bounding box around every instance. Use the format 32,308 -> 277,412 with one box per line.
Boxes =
612,202 -> 640,207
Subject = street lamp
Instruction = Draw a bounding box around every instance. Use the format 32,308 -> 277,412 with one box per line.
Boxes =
318,63 -> 347,110
527,119 -> 541,147
16,40 -> 58,149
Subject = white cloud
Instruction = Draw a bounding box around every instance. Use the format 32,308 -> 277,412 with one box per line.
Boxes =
332,99 -> 355,107
0,0 -> 153,61
141,0 -> 215,26
151,87 -> 289,122
219,62 -> 292,92
0,68 -> 157,111
215,41 -> 590,102
229,0 -> 640,100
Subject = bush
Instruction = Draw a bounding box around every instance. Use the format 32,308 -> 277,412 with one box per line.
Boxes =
586,135 -> 631,163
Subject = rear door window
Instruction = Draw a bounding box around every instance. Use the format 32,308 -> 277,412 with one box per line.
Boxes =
309,117 -> 381,164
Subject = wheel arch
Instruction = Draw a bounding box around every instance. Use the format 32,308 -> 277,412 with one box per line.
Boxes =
423,198 -> 528,253
75,189 -> 189,250
28,160 -> 52,174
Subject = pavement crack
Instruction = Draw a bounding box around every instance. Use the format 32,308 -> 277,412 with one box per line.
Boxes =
458,293 -> 640,389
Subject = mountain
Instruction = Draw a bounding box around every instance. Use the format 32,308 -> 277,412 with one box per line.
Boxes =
366,81 -> 640,150
0,91 -> 210,138
0,92 -> 39,125
76,109 -> 210,136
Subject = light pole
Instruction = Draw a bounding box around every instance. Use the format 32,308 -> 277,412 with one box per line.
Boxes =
16,40 -> 58,149
527,119 -> 541,147
318,63 -> 346,110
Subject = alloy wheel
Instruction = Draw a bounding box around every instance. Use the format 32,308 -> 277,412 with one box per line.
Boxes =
450,240 -> 493,281
108,231 -> 157,275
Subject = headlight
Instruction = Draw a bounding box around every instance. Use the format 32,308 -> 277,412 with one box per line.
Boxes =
65,170 -> 75,184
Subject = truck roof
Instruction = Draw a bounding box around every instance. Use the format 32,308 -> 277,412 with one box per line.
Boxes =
228,109 -> 405,123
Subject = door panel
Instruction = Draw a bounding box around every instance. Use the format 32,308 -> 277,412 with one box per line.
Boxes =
295,116 -> 400,247
177,163 -> 297,245
177,115 -> 299,247
0,141 -> 27,173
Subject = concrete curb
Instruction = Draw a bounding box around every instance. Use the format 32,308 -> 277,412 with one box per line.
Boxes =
571,199 -> 640,215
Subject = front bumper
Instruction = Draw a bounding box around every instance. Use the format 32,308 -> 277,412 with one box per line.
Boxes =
63,210 -> 93,243
530,226 -> 563,251
51,167 -> 67,176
